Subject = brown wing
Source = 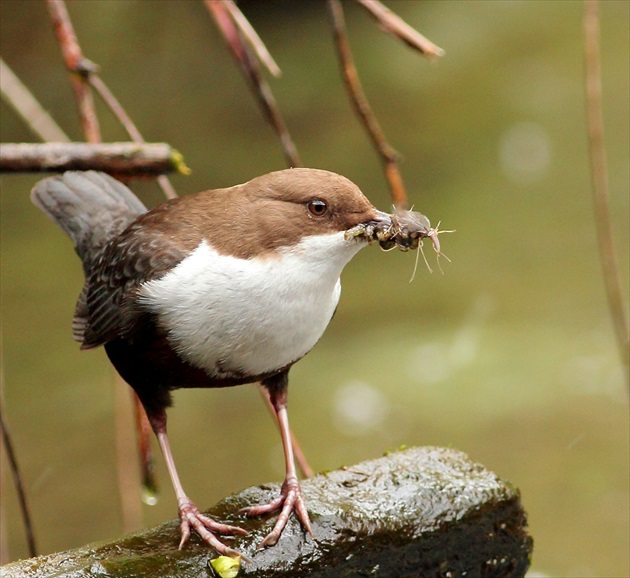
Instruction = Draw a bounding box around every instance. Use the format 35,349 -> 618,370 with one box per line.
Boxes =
80,223 -> 191,349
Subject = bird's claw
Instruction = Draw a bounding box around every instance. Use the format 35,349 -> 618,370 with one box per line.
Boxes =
178,499 -> 248,559
239,476 -> 312,548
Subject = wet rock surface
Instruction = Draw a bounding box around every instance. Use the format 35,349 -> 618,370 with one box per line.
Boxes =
2,446 -> 532,578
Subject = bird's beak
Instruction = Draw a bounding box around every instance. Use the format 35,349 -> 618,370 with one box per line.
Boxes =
344,210 -> 391,244
366,210 -> 394,229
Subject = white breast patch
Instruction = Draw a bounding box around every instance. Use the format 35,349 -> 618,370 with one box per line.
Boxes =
137,232 -> 366,378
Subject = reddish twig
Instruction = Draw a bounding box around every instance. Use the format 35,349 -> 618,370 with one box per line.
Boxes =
355,0 -> 445,58
205,0 -> 301,167
48,0 -> 179,198
134,391 -> 158,504
47,0 -> 101,143
583,0 -> 629,383
328,0 -> 408,208
112,374 -> 143,533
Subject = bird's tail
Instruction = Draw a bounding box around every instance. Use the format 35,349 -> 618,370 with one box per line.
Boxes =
31,171 -> 147,269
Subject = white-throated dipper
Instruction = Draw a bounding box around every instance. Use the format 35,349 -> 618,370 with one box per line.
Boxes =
31,168 -> 429,557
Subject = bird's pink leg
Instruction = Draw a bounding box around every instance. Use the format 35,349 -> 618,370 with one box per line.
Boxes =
257,382 -> 314,478
242,374 -> 313,548
153,421 -> 247,555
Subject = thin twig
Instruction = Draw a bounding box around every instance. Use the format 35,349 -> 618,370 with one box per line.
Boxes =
0,362 -> 37,558
47,0 -> 101,143
0,58 -> 70,143
223,0 -> 282,78
328,0 -> 408,208
134,391 -> 158,504
355,0 -> 445,58
88,75 -> 179,199
205,0 -> 301,167
0,411 -> 37,558
89,76 -> 143,143
85,82 -> 178,481
48,0 -> 178,194
583,0 -> 629,383
113,374 -> 144,533
48,0 -> 178,197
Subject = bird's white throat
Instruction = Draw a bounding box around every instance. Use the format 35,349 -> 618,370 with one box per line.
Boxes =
138,231 -> 366,377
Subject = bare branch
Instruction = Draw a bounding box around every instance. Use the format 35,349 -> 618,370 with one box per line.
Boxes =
328,0 -> 408,208
205,0 -> 301,168
355,0 -> 445,58
48,0 -> 179,199
0,142 -> 188,176
0,58 -> 70,143
583,0 -> 629,382
47,0 -> 101,143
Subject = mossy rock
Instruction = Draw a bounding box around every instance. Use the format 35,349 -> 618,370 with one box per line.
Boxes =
2,446 -> 532,577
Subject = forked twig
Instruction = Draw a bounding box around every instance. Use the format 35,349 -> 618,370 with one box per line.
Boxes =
583,0 -> 629,382
48,0 -> 179,197
47,0 -> 100,143
205,0 -> 301,167
328,0 -> 408,208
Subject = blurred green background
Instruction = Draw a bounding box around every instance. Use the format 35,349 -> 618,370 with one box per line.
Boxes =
1,1 -> 628,576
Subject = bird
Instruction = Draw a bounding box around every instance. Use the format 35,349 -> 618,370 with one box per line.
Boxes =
31,168 -> 396,557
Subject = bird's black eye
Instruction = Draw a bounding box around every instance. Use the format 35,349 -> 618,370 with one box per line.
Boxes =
307,199 -> 328,217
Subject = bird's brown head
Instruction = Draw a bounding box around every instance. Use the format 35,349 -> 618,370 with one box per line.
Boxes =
162,168 -> 388,260
241,168 -> 384,243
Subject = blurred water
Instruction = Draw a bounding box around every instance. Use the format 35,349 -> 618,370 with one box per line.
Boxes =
1,1 -> 628,576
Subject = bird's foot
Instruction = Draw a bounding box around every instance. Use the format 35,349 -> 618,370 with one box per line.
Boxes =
240,476 -> 312,548
178,498 -> 248,557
